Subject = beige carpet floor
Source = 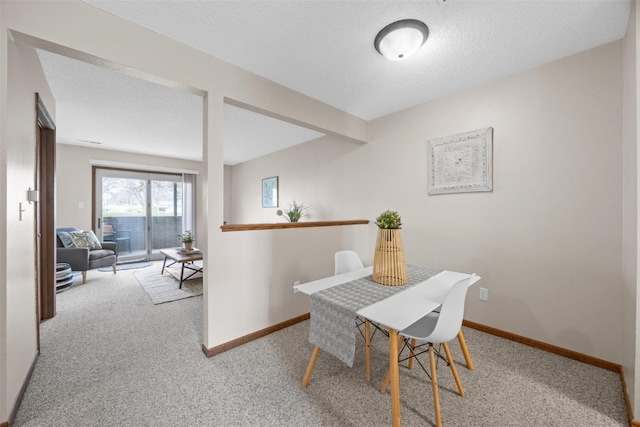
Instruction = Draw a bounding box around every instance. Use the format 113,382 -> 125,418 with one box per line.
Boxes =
13,264 -> 628,426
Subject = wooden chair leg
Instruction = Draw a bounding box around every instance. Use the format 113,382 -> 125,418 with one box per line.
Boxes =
365,320 -> 371,382
407,338 -> 416,370
82,271 -> 87,284
302,346 -> 321,387
457,329 -> 474,370
380,367 -> 391,393
380,335 -> 405,393
443,342 -> 465,397
429,344 -> 442,427
112,263 -> 117,274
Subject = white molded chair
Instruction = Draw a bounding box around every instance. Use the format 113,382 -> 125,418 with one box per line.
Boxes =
381,276 -> 473,427
334,250 -> 364,274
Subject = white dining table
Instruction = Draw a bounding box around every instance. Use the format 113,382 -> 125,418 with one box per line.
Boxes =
295,266 -> 480,427
294,265 -> 374,295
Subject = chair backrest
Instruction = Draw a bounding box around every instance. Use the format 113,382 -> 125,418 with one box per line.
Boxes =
103,224 -> 114,240
425,276 -> 474,344
334,250 -> 364,275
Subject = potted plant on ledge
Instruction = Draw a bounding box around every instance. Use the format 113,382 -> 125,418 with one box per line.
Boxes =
276,200 -> 309,223
178,230 -> 194,251
372,210 -> 407,286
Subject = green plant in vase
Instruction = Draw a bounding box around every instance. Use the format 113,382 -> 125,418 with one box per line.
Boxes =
178,230 -> 194,250
276,201 -> 309,223
373,210 -> 407,286
375,210 -> 402,229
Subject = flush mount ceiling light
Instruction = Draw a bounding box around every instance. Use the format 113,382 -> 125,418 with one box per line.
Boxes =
374,19 -> 429,61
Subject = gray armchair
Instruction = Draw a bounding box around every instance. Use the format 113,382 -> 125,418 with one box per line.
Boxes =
56,227 -> 117,284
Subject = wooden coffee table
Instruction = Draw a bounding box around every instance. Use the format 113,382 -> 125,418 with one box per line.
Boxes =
160,248 -> 203,289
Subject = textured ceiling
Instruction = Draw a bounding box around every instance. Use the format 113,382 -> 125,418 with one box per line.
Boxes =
39,0 -> 632,164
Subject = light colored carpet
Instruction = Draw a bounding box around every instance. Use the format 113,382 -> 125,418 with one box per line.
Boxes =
134,264 -> 202,304
13,265 -> 628,426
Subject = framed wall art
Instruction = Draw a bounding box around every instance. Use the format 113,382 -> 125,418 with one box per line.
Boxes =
427,127 -> 493,195
262,176 -> 279,208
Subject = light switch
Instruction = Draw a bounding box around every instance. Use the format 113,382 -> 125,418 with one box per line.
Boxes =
79,202 -> 84,209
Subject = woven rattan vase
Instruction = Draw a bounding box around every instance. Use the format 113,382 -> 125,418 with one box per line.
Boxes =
372,229 -> 408,286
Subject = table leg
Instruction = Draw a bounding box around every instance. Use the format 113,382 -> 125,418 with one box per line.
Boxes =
365,320 -> 371,382
161,256 -> 168,274
380,335 -> 405,393
389,328 -> 401,427
180,263 -> 185,289
429,344 -> 442,427
302,346 -> 321,387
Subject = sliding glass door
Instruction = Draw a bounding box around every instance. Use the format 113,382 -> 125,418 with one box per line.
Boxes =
94,168 -> 184,261
149,176 -> 183,254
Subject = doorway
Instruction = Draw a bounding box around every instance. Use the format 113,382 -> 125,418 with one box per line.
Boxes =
36,94 -> 56,324
94,168 -> 188,262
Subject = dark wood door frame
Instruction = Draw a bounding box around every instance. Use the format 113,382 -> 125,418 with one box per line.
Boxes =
36,93 -> 56,326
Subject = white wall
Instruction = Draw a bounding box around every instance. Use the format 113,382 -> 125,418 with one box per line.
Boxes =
623,0 -> 640,415
209,224 -> 370,345
381,42 -> 622,362
230,135 -> 366,225
0,38 -> 55,421
224,165 -> 232,224
231,41 -> 624,363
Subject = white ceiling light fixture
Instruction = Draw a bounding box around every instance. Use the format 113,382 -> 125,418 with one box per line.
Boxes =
374,19 -> 429,61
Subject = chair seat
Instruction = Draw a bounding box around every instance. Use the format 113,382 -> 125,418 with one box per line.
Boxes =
401,312 -> 438,340
89,249 -> 115,260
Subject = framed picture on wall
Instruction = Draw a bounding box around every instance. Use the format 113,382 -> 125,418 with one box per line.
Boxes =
262,176 -> 279,208
428,127 -> 493,195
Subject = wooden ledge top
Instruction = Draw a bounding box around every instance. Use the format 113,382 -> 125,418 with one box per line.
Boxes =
220,219 -> 369,232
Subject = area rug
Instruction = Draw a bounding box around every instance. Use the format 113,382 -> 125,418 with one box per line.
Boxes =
98,261 -> 153,272
133,266 -> 202,305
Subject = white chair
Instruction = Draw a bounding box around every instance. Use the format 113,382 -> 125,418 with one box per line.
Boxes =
381,276 -> 473,427
334,250 -> 364,274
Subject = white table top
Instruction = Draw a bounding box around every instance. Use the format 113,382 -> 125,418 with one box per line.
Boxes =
357,270 -> 481,331
294,266 -> 373,295
411,270 -> 481,304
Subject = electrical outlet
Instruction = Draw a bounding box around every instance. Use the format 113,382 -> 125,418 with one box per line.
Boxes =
479,287 -> 488,301
293,280 -> 301,294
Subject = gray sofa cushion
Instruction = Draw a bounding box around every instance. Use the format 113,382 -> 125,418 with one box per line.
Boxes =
57,231 -> 75,248
89,249 -> 115,260
68,230 -> 103,250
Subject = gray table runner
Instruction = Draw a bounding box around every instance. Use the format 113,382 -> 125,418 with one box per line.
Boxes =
309,264 -> 442,367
